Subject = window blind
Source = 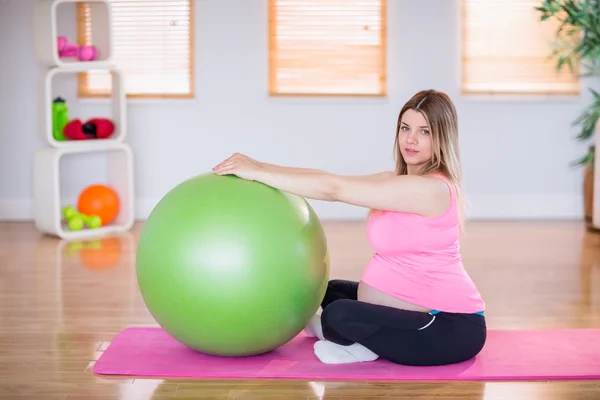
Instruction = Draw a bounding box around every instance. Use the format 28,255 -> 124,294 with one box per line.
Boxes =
77,0 -> 194,98
269,0 -> 387,96
462,0 -> 579,95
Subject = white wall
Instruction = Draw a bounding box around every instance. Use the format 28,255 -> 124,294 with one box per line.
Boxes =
0,0 -> 590,221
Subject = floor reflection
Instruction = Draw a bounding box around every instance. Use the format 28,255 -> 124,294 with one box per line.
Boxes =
1,221 -> 599,400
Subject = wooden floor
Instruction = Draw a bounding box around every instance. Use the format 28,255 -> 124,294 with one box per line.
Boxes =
1,220 -> 599,399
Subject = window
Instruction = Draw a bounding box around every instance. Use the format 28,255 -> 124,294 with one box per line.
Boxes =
77,0 -> 194,98
268,0 -> 387,96
461,0 -> 579,95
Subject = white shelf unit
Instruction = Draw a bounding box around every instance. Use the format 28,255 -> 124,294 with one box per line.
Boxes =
34,0 -> 113,68
33,144 -> 135,240
33,0 -> 135,240
40,65 -> 126,148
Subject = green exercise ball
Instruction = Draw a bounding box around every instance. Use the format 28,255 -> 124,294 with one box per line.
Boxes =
136,173 -> 330,356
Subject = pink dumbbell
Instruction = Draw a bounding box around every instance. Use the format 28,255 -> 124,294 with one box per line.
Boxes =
57,35 -> 98,61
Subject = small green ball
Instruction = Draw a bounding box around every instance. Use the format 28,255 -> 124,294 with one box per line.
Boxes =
63,206 -> 77,220
87,215 -> 102,229
68,215 -> 84,230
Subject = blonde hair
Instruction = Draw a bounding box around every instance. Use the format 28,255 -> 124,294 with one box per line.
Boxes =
371,89 -> 468,231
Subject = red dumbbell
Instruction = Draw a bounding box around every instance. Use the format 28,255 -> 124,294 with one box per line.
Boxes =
63,118 -> 115,140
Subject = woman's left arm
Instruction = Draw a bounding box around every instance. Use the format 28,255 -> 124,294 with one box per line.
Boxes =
259,166 -> 337,201
212,153 -> 449,216
212,153 -> 338,200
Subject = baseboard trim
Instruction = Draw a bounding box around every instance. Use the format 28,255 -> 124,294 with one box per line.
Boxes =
0,194 -> 584,221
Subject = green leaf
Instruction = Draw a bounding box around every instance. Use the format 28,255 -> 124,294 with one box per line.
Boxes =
538,0 -> 600,164
570,147 -> 595,167
574,108 -> 600,141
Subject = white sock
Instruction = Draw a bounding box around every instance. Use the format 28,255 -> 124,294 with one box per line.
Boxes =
303,314 -> 324,340
313,340 -> 379,364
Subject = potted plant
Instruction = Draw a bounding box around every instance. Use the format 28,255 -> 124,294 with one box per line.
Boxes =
536,0 -> 600,229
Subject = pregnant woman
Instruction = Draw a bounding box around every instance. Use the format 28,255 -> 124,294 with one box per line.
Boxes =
212,89 -> 487,366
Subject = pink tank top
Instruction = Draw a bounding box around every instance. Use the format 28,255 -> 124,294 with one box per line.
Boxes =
360,174 -> 485,314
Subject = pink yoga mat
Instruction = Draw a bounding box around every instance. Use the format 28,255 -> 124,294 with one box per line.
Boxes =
93,327 -> 600,380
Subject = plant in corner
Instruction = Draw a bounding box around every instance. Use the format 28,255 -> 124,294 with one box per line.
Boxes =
537,0 -> 600,228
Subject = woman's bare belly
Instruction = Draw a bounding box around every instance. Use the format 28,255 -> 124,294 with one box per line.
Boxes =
357,280 -> 432,313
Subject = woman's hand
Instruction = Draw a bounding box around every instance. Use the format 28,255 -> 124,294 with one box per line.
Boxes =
213,154 -> 339,201
212,153 -> 265,181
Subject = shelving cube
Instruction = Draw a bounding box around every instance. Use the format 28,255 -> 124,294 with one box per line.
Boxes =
32,0 -> 136,240
33,143 -> 135,240
33,0 -> 113,68
40,65 -> 127,148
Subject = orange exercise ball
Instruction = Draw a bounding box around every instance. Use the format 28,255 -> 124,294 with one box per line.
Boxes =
77,184 -> 120,225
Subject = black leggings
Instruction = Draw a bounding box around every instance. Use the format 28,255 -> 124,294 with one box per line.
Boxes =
320,280 -> 487,366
